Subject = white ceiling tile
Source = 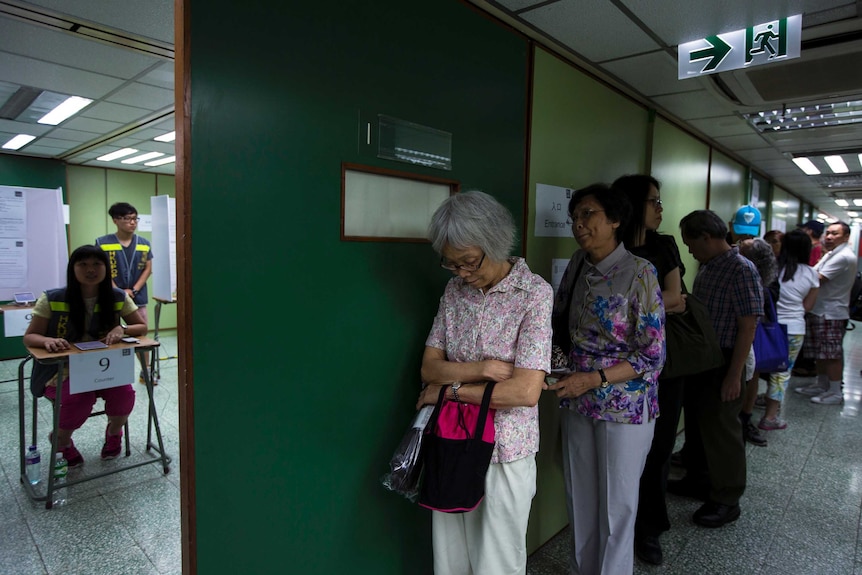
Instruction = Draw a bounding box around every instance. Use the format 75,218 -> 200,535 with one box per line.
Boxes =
105,82 -> 173,110
81,101 -> 153,123
523,0 -> 660,62
713,133 -> 770,150
0,52 -> 124,99
0,17 -> 162,79
688,116 -> 754,138
617,0 -> 847,45
31,137 -> 79,151
61,116 -> 123,134
137,61 -> 174,90
0,119 -> 52,136
602,51 -> 693,97
19,145 -> 65,156
41,128 -> 98,143
22,0 -> 174,44
651,91 -> 737,120
496,0 -> 552,11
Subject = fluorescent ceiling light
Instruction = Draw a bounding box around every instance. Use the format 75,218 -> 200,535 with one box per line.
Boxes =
37,96 -> 92,125
792,157 -> 820,175
773,201 -> 788,208
826,217 -> 838,223
745,99 -> 862,133
824,155 -> 849,173
853,199 -> 862,206
817,213 -> 828,220
97,148 -> 138,161
144,155 -> 176,167
848,211 -> 859,217
835,198 -> 849,207
121,152 -> 164,164
154,131 -> 175,142
2,134 -> 36,150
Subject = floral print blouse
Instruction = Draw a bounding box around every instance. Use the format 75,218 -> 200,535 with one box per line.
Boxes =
552,243 -> 665,424
426,257 -> 553,463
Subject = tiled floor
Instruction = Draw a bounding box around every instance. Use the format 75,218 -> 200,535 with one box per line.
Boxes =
1,326 -> 860,575
0,333 -> 181,575
528,325 -> 862,575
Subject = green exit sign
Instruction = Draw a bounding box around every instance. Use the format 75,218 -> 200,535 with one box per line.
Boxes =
678,15 -> 801,79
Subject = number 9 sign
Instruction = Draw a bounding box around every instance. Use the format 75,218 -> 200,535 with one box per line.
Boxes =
69,348 -> 134,394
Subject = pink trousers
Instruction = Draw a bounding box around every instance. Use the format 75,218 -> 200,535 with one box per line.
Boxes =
44,378 -> 136,430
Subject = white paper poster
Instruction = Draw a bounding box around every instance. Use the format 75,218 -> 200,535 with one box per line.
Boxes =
0,238 -> 27,288
535,183 -> 574,238
0,187 -> 26,236
3,307 -> 33,337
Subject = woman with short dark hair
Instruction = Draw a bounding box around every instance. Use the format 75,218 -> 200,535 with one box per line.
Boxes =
547,183 -> 665,575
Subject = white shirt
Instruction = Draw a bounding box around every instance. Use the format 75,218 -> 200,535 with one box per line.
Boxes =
776,265 -> 819,333
811,242 -> 857,320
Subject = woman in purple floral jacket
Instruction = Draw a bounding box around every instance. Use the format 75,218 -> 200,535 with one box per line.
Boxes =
546,183 -> 665,575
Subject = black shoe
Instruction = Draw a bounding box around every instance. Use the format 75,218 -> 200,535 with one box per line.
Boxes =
635,535 -> 663,565
742,420 -> 768,447
693,501 -> 741,528
667,478 -> 709,501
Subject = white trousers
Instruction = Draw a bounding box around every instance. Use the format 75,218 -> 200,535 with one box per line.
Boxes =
432,455 -> 537,575
560,410 -> 655,575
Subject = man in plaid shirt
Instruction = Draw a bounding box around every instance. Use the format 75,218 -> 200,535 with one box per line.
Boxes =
672,210 -> 763,528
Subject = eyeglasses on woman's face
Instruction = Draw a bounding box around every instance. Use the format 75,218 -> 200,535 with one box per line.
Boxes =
566,209 -> 605,225
645,198 -> 663,208
118,216 -> 140,222
440,251 -> 486,272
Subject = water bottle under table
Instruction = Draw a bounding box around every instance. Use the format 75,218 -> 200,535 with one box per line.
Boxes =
52,452 -> 68,507
25,445 -> 41,485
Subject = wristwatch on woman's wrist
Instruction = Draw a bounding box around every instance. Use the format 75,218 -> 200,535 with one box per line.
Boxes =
131,288 -> 139,296
597,368 -> 610,389
451,381 -> 462,402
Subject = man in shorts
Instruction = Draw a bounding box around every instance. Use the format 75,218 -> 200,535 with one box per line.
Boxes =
795,222 -> 857,404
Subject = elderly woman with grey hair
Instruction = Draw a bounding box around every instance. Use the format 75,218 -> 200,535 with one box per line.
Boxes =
417,190 -> 552,575
738,237 -> 780,446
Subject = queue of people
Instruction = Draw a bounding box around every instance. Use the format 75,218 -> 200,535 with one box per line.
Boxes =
415,183 -> 857,575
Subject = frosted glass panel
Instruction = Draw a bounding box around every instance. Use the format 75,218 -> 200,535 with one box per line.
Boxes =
343,169 -> 452,240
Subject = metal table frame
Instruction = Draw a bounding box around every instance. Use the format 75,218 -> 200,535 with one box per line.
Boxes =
18,341 -> 171,509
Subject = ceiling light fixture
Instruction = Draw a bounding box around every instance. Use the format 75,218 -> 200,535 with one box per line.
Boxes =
121,152 -> 164,164
745,100 -> 862,133
2,134 -> 37,150
853,199 -> 862,207
154,131 -> 175,142
824,155 -> 849,173
97,148 -> 138,161
37,96 -> 93,125
792,157 -> 820,175
144,155 -> 176,167
848,211 -> 859,217
834,198 -> 850,207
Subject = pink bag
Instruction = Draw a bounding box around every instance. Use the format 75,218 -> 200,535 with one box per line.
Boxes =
418,382 -> 496,513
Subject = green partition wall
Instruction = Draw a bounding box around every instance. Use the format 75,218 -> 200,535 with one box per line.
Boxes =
0,154 -> 66,359
650,118 -> 711,282
708,149 -> 748,230
188,2 -> 528,573
524,46 -> 649,550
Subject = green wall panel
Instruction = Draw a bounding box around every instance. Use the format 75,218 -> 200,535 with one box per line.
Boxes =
189,2 -> 527,573
525,46 -> 649,551
67,166 -> 108,251
707,149 -> 747,232
651,118 -> 711,284
0,154 -> 65,359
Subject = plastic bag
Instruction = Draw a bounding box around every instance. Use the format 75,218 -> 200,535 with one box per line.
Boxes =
381,405 -> 433,502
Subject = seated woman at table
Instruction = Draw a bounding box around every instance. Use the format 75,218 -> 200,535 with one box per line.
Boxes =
23,245 -> 147,467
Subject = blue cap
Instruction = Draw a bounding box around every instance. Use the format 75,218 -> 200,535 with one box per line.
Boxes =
732,205 -> 761,237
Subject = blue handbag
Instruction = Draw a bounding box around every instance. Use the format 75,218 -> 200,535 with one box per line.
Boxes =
753,290 -> 789,373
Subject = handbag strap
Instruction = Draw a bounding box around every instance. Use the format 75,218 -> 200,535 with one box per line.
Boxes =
425,381 -> 496,440
553,256 -> 587,352
762,288 -> 778,324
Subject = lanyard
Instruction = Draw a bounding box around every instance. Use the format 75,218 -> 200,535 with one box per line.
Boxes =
116,234 -> 138,286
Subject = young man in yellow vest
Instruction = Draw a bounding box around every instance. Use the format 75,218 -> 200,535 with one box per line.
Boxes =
95,202 -> 154,382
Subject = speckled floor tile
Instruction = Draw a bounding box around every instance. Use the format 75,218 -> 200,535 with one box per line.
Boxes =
0,519 -> 47,574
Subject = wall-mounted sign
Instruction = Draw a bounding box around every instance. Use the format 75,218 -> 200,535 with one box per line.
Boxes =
678,14 -> 801,79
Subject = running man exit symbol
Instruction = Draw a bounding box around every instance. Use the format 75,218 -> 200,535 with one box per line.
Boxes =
678,14 -> 801,79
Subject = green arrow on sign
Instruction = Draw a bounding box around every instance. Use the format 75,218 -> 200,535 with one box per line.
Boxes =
689,35 -> 732,72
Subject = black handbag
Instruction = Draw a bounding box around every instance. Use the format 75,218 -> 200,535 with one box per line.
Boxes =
418,381 -> 496,513
662,287 -> 724,379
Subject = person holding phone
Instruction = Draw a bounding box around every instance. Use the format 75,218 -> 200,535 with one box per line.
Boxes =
24,245 -> 148,467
